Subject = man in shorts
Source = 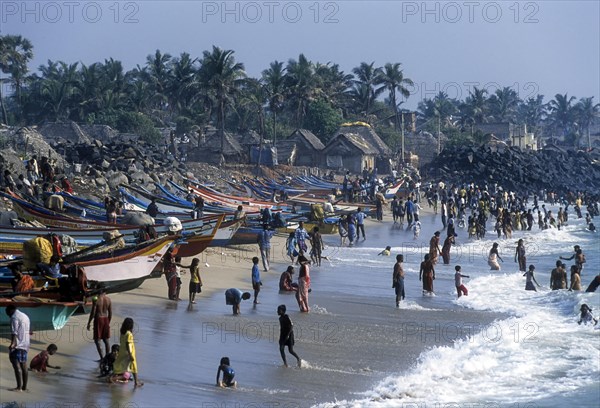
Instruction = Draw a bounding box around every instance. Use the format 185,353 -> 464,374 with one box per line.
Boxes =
87,289 -> 112,360
6,305 -> 30,392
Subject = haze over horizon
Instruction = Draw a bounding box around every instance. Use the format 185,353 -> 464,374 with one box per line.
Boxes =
2,0 -> 599,110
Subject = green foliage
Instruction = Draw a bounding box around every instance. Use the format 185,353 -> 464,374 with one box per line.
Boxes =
175,116 -> 195,136
376,126 -> 401,152
444,128 -> 474,149
116,111 -> 161,143
91,110 -> 161,143
303,98 -> 343,143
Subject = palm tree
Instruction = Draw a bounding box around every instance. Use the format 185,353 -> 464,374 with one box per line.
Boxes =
548,93 -> 577,139
376,62 -> 413,131
238,78 -> 267,168
488,87 -> 520,122
262,61 -> 286,146
0,35 -> 34,124
145,50 -> 173,120
38,61 -> 80,121
463,87 -> 489,125
285,54 -> 318,128
575,97 -> 600,149
315,62 -> 353,117
352,62 -> 384,118
199,46 -> 246,155
169,52 -> 200,116
517,95 -> 546,143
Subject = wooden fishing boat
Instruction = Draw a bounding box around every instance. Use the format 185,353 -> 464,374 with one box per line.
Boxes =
0,214 -> 222,255
0,297 -> 82,331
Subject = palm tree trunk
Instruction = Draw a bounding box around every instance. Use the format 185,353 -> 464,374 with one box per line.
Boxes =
0,78 -> 8,125
219,99 -> 225,155
273,110 -> 277,148
588,126 -> 591,150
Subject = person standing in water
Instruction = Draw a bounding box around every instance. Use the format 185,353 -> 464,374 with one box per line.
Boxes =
392,254 -> 405,308
488,243 -> 503,271
523,265 -> 541,291
454,265 -> 470,298
277,304 -> 302,367
514,239 -> 526,272
419,254 -> 435,294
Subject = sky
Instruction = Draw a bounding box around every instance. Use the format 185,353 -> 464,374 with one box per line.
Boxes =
2,0 -> 599,110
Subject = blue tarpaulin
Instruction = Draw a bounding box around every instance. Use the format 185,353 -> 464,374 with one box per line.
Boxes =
250,146 -> 278,166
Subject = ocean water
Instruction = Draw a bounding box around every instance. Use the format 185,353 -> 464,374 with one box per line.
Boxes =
317,203 -> 600,408
16,202 -> 598,408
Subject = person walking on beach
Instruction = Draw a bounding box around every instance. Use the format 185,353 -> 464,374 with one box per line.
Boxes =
251,256 -> 262,304
514,239 -> 526,272
310,226 -> 324,266
111,317 -> 143,387
174,256 -> 183,301
488,243 -> 503,270
296,256 -> 311,313
257,224 -> 274,271
523,265 -> 541,291
419,254 -> 435,294
286,232 -> 298,263
224,288 -> 251,315
277,304 -> 302,367
6,305 -> 30,392
454,265 -> 470,298
550,261 -> 568,290
429,231 -> 442,265
179,258 -> 202,304
355,207 -> 367,240
87,289 -> 112,360
295,221 -> 310,256
392,254 -> 405,308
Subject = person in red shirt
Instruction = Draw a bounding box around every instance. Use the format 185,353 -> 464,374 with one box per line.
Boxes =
29,344 -> 60,372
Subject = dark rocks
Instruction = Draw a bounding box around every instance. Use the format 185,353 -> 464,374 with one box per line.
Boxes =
427,145 -> 600,194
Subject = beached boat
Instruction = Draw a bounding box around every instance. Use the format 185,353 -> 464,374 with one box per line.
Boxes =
0,214 -> 222,255
0,297 -> 81,331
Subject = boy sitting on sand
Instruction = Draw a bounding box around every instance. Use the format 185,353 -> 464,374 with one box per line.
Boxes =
29,344 -> 60,372
99,344 -> 119,377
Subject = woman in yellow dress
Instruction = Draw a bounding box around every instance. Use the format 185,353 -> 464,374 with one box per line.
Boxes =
110,317 -> 143,387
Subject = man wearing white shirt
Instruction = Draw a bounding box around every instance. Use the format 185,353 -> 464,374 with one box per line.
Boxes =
6,305 -> 30,392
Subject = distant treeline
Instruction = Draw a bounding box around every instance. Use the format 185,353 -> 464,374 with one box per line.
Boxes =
0,35 -> 598,150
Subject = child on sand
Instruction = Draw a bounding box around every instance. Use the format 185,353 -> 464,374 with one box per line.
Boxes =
110,317 -> 143,387
99,344 -> 119,377
179,258 -> 202,304
29,344 -> 60,372
216,357 -> 237,388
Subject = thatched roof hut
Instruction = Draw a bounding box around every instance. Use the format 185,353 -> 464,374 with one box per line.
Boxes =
335,122 -> 392,156
287,129 -> 325,167
188,127 -> 245,165
322,133 -> 378,173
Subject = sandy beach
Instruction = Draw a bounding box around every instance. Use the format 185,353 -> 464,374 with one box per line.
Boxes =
1,211 -> 508,407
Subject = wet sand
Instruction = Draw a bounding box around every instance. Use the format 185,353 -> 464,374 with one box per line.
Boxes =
1,211 -> 504,407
